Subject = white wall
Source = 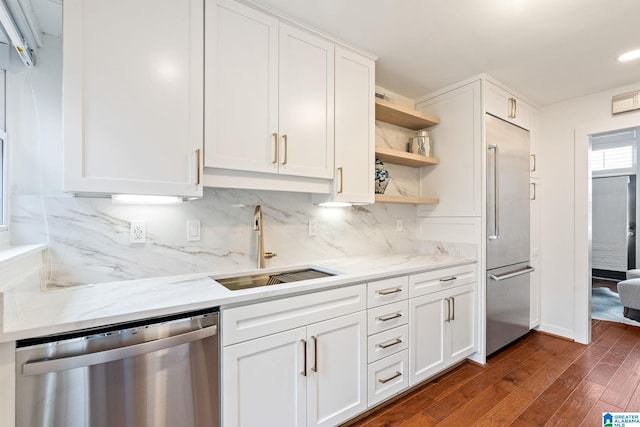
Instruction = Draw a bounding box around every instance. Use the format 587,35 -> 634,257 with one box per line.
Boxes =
540,82 -> 640,340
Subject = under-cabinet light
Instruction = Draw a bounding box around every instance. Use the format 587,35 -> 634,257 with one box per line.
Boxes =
317,202 -> 352,208
112,194 -> 183,205
618,49 -> 640,62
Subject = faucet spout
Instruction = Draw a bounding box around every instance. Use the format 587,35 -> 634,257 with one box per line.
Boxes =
254,205 -> 276,268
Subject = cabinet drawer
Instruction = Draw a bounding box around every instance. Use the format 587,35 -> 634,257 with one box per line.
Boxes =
409,264 -> 476,298
368,325 -> 408,363
367,300 -> 408,335
367,276 -> 408,308
222,284 -> 366,345
367,350 -> 409,407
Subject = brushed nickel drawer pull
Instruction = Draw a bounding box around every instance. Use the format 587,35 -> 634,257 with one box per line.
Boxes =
301,339 -> 307,377
377,338 -> 402,349
377,287 -> 402,296
378,371 -> 402,384
440,276 -> 457,282
378,312 -> 402,322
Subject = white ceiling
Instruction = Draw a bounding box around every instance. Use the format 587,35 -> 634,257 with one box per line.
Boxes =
251,0 -> 640,106
29,0 -> 640,107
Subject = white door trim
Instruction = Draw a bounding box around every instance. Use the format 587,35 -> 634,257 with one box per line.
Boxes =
574,115 -> 640,344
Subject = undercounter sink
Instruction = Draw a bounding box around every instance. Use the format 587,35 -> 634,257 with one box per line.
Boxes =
213,268 -> 337,291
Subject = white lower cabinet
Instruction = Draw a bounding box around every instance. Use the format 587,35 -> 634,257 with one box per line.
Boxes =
409,283 -> 475,386
222,285 -> 367,427
306,312 -> 367,427
222,265 -> 478,424
223,328 -> 307,427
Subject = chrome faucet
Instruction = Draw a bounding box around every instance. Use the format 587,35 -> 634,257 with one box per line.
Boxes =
254,205 -> 276,268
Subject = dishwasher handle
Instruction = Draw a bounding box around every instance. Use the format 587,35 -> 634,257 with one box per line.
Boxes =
489,267 -> 535,282
23,324 -> 217,377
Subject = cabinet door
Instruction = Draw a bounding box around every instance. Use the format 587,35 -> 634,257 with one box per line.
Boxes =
333,46 -> 375,203
278,24 -> 334,179
416,80 -> 482,217
529,108 -> 540,178
223,328 -> 307,427
306,311 -> 367,427
485,81 -> 531,130
447,284 -> 476,362
205,0 -> 279,174
63,0 -> 203,198
408,292 -> 446,386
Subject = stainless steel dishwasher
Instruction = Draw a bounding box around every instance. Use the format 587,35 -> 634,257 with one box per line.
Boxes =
15,308 -> 219,427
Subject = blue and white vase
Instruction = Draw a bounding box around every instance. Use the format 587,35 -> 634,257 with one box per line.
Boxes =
375,159 -> 389,194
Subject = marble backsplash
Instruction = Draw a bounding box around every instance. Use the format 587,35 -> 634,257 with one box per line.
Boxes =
10,188 -> 420,287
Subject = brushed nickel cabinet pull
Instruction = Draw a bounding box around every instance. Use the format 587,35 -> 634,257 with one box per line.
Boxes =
451,297 -> 455,321
531,183 -> 537,201
445,298 -> 451,322
311,335 -> 318,373
513,98 -> 517,118
439,277 -> 457,283
377,338 -> 402,349
282,134 -> 288,165
530,154 -> 537,172
378,371 -> 402,384
508,97 -> 516,118
378,312 -> 402,322
301,339 -> 307,376
195,148 -> 201,185
338,167 -> 344,193
272,132 -> 279,164
377,287 -> 402,296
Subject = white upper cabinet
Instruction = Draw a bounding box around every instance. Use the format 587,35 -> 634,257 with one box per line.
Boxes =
278,24 -> 334,179
204,0 -> 278,174
63,0 -> 204,198
205,0 -> 334,182
314,46 -> 375,205
485,80 -> 532,130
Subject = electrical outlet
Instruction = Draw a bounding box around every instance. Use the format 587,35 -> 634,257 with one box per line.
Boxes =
130,220 -> 146,244
396,219 -> 403,232
308,219 -> 318,236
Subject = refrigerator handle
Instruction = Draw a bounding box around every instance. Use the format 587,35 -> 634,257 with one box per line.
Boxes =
488,144 -> 499,240
489,267 -> 535,282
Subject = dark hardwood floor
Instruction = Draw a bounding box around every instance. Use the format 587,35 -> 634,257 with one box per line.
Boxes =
345,319 -> 640,427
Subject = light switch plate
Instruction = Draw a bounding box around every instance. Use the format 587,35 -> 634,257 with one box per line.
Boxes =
187,220 -> 201,242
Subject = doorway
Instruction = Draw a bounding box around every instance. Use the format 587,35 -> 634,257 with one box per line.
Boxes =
575,121 -> 640,344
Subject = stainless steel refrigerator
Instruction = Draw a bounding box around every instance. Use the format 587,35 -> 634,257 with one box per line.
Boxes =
486,114 -> 534,355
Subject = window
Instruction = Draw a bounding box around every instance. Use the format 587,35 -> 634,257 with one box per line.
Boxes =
591,145 -> 634,171
591,129 -> 637,174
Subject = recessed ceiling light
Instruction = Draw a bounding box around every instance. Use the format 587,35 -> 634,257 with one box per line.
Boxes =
618,49 -> 640,62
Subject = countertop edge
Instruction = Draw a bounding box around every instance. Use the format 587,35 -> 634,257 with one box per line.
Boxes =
2,255 -> 476,343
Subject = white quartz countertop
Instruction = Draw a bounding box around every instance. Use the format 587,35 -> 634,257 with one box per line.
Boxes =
1,253 -> 475,342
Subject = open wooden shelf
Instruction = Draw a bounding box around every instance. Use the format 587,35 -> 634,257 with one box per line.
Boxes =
375,195 -> 439,205
375,98 -> 440,130
375,146 -> 439,167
